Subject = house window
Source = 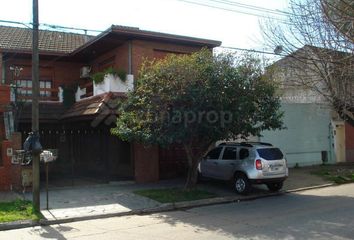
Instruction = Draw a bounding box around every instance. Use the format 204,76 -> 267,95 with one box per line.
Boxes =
16,79 -> 52,98
39,80 -> 52,97
17,80 -> 32,96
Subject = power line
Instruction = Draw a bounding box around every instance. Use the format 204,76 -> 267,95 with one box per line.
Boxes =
176,0 -> 291,23
0,19 -> 104,34
41,23 -> 102,34
219,45 -> 282,56
0,19 -> 31,28
207,0 -> 292,17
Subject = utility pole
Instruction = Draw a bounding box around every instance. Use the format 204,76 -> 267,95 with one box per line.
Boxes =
32,0 -> 40,212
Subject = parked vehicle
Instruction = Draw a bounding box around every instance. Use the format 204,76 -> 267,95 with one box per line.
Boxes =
198,142 -> 288,194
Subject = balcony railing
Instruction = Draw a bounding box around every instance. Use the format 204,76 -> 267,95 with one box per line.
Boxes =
75,74 -> 134,101
11,74 -> 134,103
14,87 -> 59,102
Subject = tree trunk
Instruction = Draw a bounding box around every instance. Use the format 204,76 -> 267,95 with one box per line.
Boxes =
183,143 -> 199,190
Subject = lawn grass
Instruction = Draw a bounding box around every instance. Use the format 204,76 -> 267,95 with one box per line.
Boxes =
0,199 -> 41,223
311,164 -> 354,184
134,188 -> 218,203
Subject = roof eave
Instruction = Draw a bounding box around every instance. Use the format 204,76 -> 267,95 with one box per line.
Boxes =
0,48 -> 69,56
111,26 -> 221,47
69,26 -> 114,56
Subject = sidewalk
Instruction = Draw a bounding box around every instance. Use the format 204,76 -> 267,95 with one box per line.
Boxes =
32,167 -> 332,223
1,167 -> 333,228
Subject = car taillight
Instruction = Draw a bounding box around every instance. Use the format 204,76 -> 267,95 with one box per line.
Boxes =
255,159 -> 262,170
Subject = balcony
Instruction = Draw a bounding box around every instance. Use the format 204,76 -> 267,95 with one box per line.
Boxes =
12,86 -> 60,102
10,73 -> 134,104
74,74 -> 134,101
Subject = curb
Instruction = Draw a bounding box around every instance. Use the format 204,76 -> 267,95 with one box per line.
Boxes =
284,183 -> 335,193
0,220 -> 39,231
0,183 -> 337,231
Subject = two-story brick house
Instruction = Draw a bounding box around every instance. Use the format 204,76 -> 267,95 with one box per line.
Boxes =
0,25 -> 221,188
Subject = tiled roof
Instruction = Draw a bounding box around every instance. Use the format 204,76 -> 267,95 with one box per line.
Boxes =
18,92 -> 125,123
61,92 -> 126,121
0,25 -> 92,54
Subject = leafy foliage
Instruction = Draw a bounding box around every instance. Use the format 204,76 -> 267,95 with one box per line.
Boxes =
112,49 -> 283,188
92,67 -> 127,84
91,72 -> 106,84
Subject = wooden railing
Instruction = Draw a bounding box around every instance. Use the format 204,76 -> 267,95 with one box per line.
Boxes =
79,81 -> 93,99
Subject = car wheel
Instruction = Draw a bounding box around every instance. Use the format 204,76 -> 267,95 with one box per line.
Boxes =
234,174 -> 250,195
267,182 -> 283,192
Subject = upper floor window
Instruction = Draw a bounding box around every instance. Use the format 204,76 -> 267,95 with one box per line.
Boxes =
16,79 -> 52,98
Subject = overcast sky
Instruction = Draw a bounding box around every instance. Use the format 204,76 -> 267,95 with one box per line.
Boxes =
0,0 -> 289,51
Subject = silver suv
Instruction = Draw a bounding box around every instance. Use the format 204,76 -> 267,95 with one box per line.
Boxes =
198,142 -> 288,194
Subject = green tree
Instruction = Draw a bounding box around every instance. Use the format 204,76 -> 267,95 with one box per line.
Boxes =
111,49 -> 283,189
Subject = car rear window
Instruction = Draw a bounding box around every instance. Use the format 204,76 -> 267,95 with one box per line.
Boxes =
257,148 -> 284,160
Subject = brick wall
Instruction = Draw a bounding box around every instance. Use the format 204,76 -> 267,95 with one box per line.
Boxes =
10,132 -> 22,190
159,144 -> 188,179
0,140 -> 12,191
89,43 -> 130,75
133,143 -> 159,183
4,58 -> 84,93
0,85 -> 10,141
0,52 -> 2,83
0,85 -> 10,109
346,122 -> 354,162
131,39 -> 202,76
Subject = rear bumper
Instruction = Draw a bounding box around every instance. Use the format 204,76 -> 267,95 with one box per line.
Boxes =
249,177 -> 287,184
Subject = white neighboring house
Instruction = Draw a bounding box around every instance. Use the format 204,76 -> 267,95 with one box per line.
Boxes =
260,45 -> 351,167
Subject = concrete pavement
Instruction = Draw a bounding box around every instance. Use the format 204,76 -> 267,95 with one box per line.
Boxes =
0,167 -> 332,226
34,167 -> 331,223
1,183 -> 354,239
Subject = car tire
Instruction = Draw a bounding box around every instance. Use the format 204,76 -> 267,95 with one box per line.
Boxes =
266,182 -> 283,192
234,174 -> 250,195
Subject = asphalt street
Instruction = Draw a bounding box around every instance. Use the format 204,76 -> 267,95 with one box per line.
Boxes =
1,183 -> 354,240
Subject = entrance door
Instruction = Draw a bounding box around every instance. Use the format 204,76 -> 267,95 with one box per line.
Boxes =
333,121 -> 346,162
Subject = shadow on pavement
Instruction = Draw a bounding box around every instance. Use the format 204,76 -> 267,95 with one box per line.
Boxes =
150,188 -> 354,239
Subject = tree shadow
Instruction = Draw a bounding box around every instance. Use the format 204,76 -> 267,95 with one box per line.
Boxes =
29,224 -> 77,240
149,190 -> 354,239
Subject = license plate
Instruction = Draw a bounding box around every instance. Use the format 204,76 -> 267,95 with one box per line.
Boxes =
269,166 -> 279,171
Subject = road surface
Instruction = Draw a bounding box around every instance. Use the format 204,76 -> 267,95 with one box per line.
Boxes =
1,183 -> 354,239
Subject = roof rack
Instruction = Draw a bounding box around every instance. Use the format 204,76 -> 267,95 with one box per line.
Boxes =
218,142 -> 253,147
218,142 -> 273,147
241,142 -> 273,146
